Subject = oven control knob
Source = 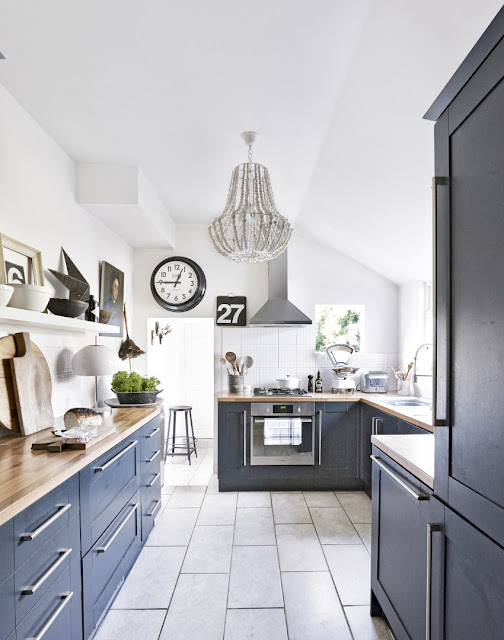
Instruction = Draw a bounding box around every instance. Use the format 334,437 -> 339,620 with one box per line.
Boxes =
297,407 -> 302,413
265,408 -> 270,413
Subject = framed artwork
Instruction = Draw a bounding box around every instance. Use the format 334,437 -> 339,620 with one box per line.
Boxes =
0,234 -> 45,285
100,261 -> 124,337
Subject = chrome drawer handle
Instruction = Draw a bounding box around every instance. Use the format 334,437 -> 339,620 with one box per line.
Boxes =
146,449 -> 160,463
146,427 -> 160,439
147,472 -> 161,488
20,504 -> 72,542
243,410 -> 247,466
371,455 -> 428,500
147,499 -> 162,517
96,504 -> 138,553
94,441 -> 137,472
22,548 -> 73,595
26,591 -> 74,640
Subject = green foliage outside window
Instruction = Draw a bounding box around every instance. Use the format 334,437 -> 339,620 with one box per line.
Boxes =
315,305 -> 363,353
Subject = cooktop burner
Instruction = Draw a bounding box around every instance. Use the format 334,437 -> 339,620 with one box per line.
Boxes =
253,388 -> 312,397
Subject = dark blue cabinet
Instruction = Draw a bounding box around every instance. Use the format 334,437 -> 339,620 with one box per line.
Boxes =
218,402 -> 250,490
371,447 -> 443,640
139,417 -> 162,541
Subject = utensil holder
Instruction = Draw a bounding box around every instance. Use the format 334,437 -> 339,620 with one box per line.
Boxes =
398,379 -> 413,396
227,374 -> 245,395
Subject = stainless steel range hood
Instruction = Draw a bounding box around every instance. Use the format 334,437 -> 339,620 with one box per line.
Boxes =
250,251 -> 312,327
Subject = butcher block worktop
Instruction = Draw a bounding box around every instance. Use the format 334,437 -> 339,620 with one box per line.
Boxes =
371,434 -> 435,489
0,406 -> 160,526
217,391 -> 433,432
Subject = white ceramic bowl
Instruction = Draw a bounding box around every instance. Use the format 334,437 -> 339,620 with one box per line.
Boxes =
276,375 -> 301,390
0,283 -> 14,306
8,283 -> 52,312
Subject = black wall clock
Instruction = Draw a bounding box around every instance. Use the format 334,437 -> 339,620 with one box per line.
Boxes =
150,256 -> 206,312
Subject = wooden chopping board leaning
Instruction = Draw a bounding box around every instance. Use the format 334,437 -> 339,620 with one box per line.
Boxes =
8,332 -> 54,435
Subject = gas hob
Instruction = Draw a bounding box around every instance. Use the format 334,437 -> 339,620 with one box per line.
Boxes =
253,388 -> 312,397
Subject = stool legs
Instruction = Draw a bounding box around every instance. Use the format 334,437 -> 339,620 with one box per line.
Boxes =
189,409 -> 197,458
164,411 -> 172,462
171,411 -> 177,454
184,411 -> 191,465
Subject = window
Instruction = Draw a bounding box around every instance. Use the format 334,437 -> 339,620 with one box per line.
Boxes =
314,305 -> 364,353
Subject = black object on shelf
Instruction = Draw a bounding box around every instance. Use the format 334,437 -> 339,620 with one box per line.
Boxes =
85,295 -> 98,322
307,375 -> 313,392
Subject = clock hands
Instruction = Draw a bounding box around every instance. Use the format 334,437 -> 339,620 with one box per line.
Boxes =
157,280 -> 178,285
173,270 -> 183,288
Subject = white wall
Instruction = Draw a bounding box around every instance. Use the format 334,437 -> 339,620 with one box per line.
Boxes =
0,84 -> 133,421
133,225 -> 400,400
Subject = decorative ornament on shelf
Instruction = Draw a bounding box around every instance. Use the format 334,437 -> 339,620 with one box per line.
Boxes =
48,248 -> 90,318
209,131 -> 293,263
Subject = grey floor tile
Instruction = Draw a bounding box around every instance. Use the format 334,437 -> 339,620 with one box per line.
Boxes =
310,507 -> 362,544
167,485 -> 207,508
206,474 -> 220,493
324,544 -> 371,605
234,507 -> 276,546
145,507 -> 198,546
112,546 -> 185,609
228,546 -> 283,608
282,572 -> 352,640
224,609 -> 288,640
197,492 -> 237,525
272,493 -> 312,524
161,484 -> 176,495
303,491 -> 341,507
345,605 -> 392,639
237,491 -> 271,508
182,525 -> 234,573
94,609 -> 166,640
276,524 -> 327,571
159,574 -> 228,640
336,491 -> 372,524
355,523 -> 372,553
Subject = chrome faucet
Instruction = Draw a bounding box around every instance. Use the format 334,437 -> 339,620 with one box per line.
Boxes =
413,343 -> 433,383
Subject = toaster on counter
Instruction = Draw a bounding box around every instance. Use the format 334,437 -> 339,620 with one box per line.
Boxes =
361,371 -> 389,393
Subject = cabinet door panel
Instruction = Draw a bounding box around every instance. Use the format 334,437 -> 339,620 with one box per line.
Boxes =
316,403 -> 358,481
218,403 -> 250,478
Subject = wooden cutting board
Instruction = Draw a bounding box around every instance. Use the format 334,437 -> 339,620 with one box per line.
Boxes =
0,335 -> 44,432
31,423 -> 118,452
9,332 -> 54,435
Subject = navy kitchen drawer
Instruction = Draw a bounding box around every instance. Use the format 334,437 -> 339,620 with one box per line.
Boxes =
141,480 -> 162,541
0,574 -> 15,640
15,513 -> 80,625
0,519 -> 14,585
15,556 -> 82,640
14,475 -> 79,570
80,437 -> 140,554
323,402 -> 352,413
140,417 -> 162,460
82,492 -> 141,639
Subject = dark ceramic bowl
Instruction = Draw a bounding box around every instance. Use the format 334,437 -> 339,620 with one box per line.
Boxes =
47,298 -> 89,318
112,390 -> 163,405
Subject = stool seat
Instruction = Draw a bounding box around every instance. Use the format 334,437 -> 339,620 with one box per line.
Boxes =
165,405 -> 197,464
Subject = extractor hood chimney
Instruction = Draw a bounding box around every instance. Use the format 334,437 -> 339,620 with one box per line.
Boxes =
249,251 -> 312,327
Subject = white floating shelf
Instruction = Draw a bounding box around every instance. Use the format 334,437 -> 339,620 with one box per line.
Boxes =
0,306 -> 120,334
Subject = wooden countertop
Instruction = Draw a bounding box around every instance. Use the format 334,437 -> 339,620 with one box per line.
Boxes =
217,391 -> 433,432
0,407 -> 160,527
371,434 -> 435,489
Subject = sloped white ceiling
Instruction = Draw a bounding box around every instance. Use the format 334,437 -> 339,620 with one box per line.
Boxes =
0,0 -> 501,283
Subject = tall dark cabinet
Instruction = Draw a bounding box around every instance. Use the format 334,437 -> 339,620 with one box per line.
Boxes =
425,5 -> 504,549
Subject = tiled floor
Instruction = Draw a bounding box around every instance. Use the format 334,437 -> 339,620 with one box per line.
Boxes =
95,440 -> 392,640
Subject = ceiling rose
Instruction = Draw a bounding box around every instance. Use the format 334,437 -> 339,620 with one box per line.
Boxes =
209,131 -> 292,263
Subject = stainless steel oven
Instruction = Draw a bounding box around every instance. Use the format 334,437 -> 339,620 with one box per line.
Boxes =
250,402 -> 315,465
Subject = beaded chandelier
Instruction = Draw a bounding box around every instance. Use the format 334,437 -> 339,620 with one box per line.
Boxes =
209,132 -> 292,263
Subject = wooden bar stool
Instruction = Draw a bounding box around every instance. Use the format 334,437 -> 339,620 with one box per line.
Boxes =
165,406 -> 197,464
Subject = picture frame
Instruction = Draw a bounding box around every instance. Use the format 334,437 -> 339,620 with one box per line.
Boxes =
100,261 -> 124,337
0,234 -> 45,286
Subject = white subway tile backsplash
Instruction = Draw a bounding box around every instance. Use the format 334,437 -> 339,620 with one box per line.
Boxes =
258,344 -> 279,368
260,327 -> 278,345
278,348 -> 297,372
278,327 -> 298,346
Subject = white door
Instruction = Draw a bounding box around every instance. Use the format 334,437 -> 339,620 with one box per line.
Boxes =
147,318 -> 214,438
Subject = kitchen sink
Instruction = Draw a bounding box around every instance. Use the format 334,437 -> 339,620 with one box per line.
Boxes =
392,400 -> 431,407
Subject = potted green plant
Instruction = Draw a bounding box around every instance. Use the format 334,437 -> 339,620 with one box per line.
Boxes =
111,371 -> 162,404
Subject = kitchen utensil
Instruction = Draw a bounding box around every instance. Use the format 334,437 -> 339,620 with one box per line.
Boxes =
0,284 -> 14,306
118,304 -> 145,371
8,283 -> 52,312
241,355 -> 254,369
225,351 -> 237,370
220,357 -> 231,374
404,362 -> 414,380
9,332 -> 54,435
276,375 -> 301,389
0,335 -> 43,431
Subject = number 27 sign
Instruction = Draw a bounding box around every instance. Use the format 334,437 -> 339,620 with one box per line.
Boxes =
216,296 -> 247,326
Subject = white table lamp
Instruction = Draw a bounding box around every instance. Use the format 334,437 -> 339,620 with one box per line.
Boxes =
72,344 -> 117,411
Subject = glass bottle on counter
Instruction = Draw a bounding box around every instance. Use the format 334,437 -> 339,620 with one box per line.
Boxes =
315,370 -> 323,393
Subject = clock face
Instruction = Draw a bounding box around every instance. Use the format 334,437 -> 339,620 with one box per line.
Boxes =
150,257 -> 206,312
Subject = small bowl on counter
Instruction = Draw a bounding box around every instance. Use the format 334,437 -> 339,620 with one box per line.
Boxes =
8,283 -> 52,312
0,283 -> 14,306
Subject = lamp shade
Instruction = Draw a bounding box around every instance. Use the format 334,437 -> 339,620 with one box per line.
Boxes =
72,344 -> 117,376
